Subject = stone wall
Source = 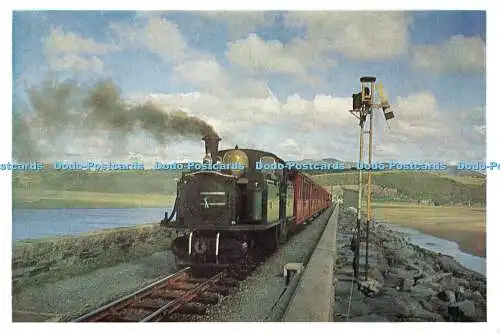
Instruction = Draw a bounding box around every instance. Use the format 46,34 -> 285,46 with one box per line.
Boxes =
12,224 -> 174,292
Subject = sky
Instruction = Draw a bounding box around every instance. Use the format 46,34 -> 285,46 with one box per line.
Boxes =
11,10 -> 486,165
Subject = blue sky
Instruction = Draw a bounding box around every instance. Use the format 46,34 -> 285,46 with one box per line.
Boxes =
12,11 -> 486,164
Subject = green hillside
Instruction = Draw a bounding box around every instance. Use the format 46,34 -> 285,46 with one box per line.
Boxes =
310,171 -> 486,205
13,169 -> 181,194
12,169 -> 486,208
12,170 -> 180,208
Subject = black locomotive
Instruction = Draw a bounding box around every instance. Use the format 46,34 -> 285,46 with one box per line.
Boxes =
161,133 -> 331,268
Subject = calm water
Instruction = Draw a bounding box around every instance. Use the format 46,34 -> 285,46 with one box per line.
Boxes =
385,223 -> 486,276
12,208 -> 486,277
12,208 -> 174,241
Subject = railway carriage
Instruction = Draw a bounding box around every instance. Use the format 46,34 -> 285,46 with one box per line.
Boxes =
161,133 -> 332,268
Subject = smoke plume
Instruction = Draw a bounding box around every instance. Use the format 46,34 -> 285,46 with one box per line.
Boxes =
13,78 -> 217,161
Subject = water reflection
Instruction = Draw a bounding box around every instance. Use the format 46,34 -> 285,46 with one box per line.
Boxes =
384,223 -> 485,276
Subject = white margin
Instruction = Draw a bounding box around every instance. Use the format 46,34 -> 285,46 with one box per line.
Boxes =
2,2 -> 498,333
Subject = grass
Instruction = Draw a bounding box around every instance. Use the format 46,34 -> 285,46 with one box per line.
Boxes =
11,169 -> 486,210
372,202 -> 486,257
13,189 -> 176,209
311,171 -> 486,205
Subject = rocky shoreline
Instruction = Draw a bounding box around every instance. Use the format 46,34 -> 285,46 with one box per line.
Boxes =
333,206 -> 486,322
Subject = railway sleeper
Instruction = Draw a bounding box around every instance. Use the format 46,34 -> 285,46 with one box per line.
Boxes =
207,285 -> 232,296
107,315 -> 138,322
186,277 -> 213,283
215,278 -> 239,287
113,309 -> 151,322
151,290 -> 220,305
166,283 -> 198,291
174,302 -> 208,315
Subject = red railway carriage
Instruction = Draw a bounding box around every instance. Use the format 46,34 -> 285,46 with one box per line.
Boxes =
291,171 -> 331,225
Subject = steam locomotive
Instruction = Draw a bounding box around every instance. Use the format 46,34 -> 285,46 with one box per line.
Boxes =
161,133 -> 332,268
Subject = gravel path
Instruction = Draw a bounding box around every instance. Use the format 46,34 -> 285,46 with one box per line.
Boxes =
12,251 -> 176,321
207,205 -> 335,322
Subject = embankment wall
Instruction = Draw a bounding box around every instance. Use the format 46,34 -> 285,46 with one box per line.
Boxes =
12,224 -> 174,292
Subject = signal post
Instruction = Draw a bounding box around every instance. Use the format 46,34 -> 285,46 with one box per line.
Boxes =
349,76 -> 395,281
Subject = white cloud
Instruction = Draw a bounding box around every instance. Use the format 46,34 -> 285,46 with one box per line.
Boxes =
30,13 -> 484,163
173,57 -> 230,95
227,33 -> 307,76
377,92 -> 485,161
278,138 -> 299,150
373,143 -> 401,158
110,16 -> 188,62
232,78 -> 272,98
226,33 -> 338,80
201,12 -> 277,39
44,27 -> 118,73
226,12 -> 410,78
284,11 -> 411,60
280,94 -> 354,131
45,27 -> 119,55
123,90 -> 360,162
412,35 -> 485,74
110,16 -> 235,97
48,54 -> 104,73
27,87 -> 484,163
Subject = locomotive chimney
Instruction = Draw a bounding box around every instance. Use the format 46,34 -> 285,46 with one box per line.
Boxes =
202,132 -> 221,164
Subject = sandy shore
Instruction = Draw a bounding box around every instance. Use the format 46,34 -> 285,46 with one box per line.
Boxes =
373,204 -> 485,257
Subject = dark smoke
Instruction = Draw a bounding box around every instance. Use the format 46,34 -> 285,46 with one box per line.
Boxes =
12,113 -> 40,161
84,80 -> 215,142
13,78 -> 217,161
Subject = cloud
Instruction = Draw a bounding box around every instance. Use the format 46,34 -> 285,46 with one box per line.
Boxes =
284,11 -> 411,60
280,94 -> 354,131
44,27 -> 118,73
110,16 -> 188,62
111,16 -> 234,97
25,12 -> 485,163
377,92 -> 485,161
48,54 -> 104,73
201,12 -> 278,39
412,35 -> 485,74
124,90 -> 360,161
45,27 -> 119,55
232,78 -> 272,98
226,12 -> 410,78
227,33 -> 306,76
226,33 -> 337,81
173,57 -> 230,95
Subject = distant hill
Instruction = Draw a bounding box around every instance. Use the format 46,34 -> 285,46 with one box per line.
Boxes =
12,159 -> 486,208
311,171 -> 486,206
13,169 -> 182,195
295,158 -> 484,176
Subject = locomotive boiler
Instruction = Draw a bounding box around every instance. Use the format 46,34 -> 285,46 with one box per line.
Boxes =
161,133 -> 331,268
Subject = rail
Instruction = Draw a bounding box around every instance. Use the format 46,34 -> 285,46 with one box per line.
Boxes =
73,267 -> 228,322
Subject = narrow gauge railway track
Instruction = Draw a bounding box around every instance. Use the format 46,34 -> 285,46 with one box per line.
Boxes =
72,267 -> 250,322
